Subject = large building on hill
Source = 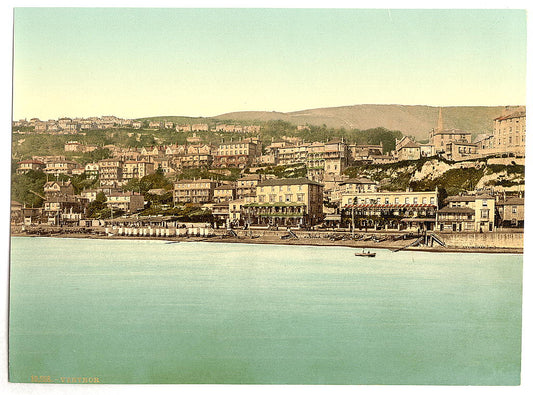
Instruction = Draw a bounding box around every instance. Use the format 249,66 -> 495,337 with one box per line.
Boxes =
305,139 -> 349,182
98,159 -> 124,187
492,109 -> 526,157
212,138 -> 262,168
123,160 -> 155,182
17,159 -> 45,174
395,137 -> 421,161
429,108 -> 472,153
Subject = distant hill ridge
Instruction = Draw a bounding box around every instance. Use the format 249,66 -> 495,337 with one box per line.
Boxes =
139,104 -> 524,141
215,104 -> 523,140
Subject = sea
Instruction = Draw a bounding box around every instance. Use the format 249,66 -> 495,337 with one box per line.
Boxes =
8,237 -> 523,385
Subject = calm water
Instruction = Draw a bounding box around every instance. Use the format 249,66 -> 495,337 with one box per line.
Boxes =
9,237 -> 522,384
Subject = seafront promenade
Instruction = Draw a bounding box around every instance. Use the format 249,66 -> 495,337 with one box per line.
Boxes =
10,225 -> 524,254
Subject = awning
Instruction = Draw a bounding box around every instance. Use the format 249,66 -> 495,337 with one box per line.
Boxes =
343,204 -> 436,209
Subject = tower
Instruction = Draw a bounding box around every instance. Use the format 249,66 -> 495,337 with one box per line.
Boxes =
436,107 -> 444,132
430,107 -> 444,145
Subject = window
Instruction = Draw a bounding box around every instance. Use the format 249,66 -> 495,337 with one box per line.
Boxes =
297,194 -> 304,202
279,196 -> 283,202
285,194 -> 292,202
430,197 -> 435,204
395,197 -> 399,204
481,209 -> 489,219
482,199 -> 487,207
347,198 -> 353,204
512,206 -> 517,214
405,197 -> 410,204
385,197 -> 390,204
413,197 -> 418,204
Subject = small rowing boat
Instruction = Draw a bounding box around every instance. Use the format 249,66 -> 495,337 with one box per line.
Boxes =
354,249 -> 376,257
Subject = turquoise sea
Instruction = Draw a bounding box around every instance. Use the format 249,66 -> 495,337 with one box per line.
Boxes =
8,237 -> 522,384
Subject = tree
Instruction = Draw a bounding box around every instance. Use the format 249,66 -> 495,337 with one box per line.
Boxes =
86,192 -> 107,218
437,186 -> 448,209
11,170 -> 47,207
123,171 -> 173,195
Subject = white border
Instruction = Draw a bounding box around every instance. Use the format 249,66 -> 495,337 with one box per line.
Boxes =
2,2 -> 531,395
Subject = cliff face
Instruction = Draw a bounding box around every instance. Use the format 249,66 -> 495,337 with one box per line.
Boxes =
343,157 -> 525,195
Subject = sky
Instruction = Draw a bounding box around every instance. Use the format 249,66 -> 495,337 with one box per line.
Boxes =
12,7 -> 528,120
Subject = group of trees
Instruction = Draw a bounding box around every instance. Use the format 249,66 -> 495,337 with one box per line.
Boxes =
122,169 -> 174,208
256,121 -> 402,154
11,170 -> 47,207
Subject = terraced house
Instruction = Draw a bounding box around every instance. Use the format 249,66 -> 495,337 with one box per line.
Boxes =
437,194 -> 496,232
173,179 -> 221,204
98,159 -> 124,187
122,160 -> 155,182
305,139 -> 349,182
16,159 -> 45,174
341,189 -> 439,231
212,138 -> 262,168
242,178 -> 324,227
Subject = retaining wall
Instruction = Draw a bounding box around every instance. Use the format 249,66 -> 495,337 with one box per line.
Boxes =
438,231 -> 523,249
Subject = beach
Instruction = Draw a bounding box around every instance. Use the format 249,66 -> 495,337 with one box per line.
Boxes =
10,225 -> 524,254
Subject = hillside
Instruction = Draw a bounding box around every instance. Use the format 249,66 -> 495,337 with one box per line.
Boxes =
215,104 -> 520,140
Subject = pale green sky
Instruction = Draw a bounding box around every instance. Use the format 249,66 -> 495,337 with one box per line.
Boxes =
13,8 -> 527,120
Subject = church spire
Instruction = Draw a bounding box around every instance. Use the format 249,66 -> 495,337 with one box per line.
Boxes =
437,107 -> 444,132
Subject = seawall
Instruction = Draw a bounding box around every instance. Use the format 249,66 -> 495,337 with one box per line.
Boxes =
437,231 -> 523,249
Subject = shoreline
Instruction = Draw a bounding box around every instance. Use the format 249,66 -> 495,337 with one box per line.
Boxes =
10,231 -> 524,254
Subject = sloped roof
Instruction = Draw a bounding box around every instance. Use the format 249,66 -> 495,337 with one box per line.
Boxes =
497,197 -> 524,206
445,196 -> 475,202
18,160 -> 45,165
433,129 -> 470,135
257,177 -> 323,187
238,174 -> 262,181
399,141 -> 421,149
494,110 -> 526,121
438,206 -> 475,214
340,177 -> 376,185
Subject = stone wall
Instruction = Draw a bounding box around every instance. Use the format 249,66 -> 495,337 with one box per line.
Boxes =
438,231 -> 523,249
